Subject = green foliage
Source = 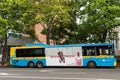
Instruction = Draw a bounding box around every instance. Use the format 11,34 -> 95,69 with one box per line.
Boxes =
0,0 -> 120,46
0,0 -> 36,36
79,0 -> 120,43
35,1 -> 71,44
59,1 -> 83,44
0,0 -> 37,63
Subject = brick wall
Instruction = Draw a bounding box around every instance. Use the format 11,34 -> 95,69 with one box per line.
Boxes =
34,23 -> 46,44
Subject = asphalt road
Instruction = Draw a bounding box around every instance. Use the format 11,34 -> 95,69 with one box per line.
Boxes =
0,67 -> 120,80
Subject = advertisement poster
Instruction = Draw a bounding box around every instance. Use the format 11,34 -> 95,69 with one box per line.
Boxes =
46,47 -> 83,66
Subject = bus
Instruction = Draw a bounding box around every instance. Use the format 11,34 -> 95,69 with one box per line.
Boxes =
10,43 -> 117,68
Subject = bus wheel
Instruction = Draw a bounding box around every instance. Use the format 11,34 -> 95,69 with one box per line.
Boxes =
28,62 -> 34,68
87,61 -> 96,68
36,62 -> 43,68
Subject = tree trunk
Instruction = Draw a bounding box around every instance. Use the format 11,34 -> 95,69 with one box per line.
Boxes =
99,30 -> 107,43
46,27 -> 50,45
1,34 -> 7,65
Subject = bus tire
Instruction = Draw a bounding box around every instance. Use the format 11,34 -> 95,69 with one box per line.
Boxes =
87,61 -> 96,68
28,62 -> 34,68
36,61 -> 43,68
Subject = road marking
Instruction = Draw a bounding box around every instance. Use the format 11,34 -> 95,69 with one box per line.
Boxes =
0,73 -> 9,75
0,72 -> 19,76
40,70 -> 55,72
97,79 -> 114,80
51,72 -> 86,74
0,76 -> 115,80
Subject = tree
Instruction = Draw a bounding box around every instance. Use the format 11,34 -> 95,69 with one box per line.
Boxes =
0,0 -> 37,64
79,0 -> 120,43
65,0 -> 84,44
35,0 -> 71,45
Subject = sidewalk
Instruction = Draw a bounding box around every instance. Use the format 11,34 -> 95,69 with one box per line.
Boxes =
117,61 -> 120,67
0,61 -> 10,67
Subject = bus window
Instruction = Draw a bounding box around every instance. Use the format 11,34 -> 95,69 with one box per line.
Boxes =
97,46 -> 112,55
16,48 -> 45,57
34,48 -> 45,57
82,45 -> 113,56
82,47 -> 97,56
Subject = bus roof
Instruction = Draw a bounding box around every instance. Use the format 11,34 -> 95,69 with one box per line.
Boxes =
25,43 -> 114,48
11,46 -> 42,49
25,43 -> 48,47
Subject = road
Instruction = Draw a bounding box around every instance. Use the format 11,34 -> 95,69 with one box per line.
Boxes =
0,67 -> 119,80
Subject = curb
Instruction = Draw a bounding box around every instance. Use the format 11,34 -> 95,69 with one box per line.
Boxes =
0,63 -> 10,67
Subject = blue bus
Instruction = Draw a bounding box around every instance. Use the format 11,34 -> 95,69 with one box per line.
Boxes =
10,43 -> 117,68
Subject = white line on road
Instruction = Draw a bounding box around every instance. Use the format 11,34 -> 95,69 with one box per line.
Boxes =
40,70 -> 56,72
51,72 -> 86,74
0,73 -> 9,75
97,79 -> 114,80
0,72 -> 19,76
